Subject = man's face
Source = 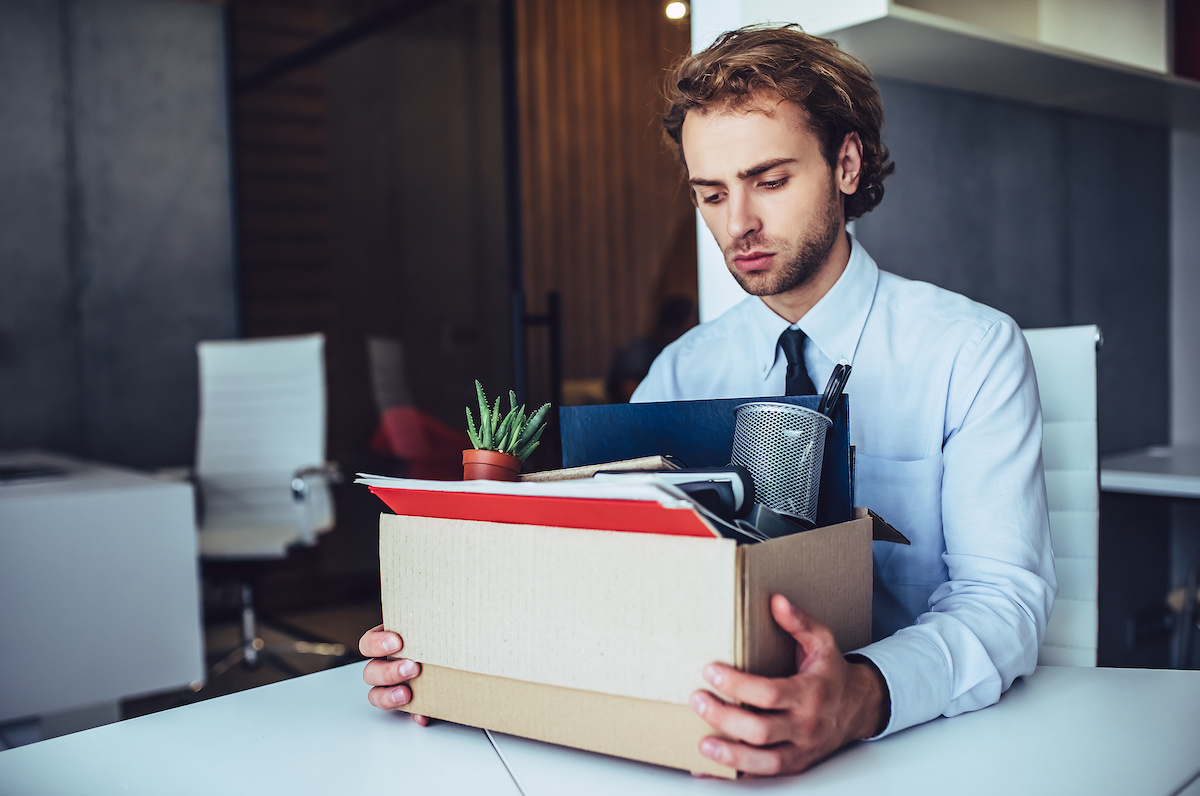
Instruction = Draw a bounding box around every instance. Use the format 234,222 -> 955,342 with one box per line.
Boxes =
681,98 -> 844,297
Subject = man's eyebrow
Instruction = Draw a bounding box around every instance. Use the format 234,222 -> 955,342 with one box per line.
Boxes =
737,157 -> 797,180
688,157 -> 798,187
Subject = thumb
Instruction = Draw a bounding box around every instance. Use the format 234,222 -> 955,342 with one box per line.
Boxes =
771,594 -> 837,669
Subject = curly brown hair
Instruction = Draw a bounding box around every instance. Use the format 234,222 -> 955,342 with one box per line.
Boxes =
662,24 -> 894,220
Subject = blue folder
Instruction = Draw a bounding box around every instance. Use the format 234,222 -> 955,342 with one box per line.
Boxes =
559,395 -> 852,528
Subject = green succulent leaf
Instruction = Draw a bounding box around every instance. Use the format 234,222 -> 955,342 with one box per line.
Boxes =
495,410 -> 517,454
515,403 -> 551,450
466,406 -> 481,449
515,422 -> 547,460
475,380 -> 489,424
505,404 -> 527,451
473,381 -> 493,449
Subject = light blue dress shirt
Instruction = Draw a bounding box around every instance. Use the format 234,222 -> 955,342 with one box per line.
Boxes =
632,237 -> 1057,737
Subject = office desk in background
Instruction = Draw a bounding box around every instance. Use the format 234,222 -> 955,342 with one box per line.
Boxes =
1101,444 -> 1200,499
1101,444 -> 1200,668
1,663 -> 1197,795
0,450 -> 204,726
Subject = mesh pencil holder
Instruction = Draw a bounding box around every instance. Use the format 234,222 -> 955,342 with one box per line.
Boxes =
729,401 -> 831,526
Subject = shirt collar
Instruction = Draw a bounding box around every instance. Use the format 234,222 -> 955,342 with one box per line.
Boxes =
802,234 -> 878,368
748,234 -> 880,379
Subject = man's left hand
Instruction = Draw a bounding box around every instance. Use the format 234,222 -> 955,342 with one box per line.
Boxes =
689,594 -> 888,777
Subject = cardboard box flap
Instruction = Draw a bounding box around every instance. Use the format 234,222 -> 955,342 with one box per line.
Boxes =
857,506 -> 911,545
738,518 -> 873,676
380,513 -> 739,705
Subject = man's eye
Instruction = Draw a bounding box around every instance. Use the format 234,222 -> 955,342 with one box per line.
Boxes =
701,192 -> 723,205
761,178 -> 788,189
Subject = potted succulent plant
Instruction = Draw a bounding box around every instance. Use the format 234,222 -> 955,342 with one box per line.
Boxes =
463,381 -> 551,481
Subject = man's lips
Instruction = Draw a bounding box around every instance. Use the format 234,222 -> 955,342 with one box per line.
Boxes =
732,251 -> 774,272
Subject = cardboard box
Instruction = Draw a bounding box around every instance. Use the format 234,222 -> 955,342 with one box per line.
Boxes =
379,505 -> 902,778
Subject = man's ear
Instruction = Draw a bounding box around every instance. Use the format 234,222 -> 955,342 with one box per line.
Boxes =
836,132 -> 864,196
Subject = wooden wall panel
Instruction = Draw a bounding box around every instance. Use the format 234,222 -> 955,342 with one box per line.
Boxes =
515,0 -> 697,403
228,0 -> 336,341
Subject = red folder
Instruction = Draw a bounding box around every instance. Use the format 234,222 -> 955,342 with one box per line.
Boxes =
369,487 -> 718,538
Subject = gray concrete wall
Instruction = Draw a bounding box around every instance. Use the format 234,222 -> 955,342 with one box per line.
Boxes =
1171,130 -> 1200,447
853,79 -> 1173,666
1169,130 -> 1200,665
0,0 -> 237,468
855,78 -> 1170,456
0,1 -> 83,456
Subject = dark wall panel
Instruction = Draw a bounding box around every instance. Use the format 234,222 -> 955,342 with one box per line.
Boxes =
0,0 -> 84,453
70,0 -> 238,468
1064,117 -> 1169,454
856,80 -> 1070,329
856,78 -> 1169,455
0,0 -> 237,469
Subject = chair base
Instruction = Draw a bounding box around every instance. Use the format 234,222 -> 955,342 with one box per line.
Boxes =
201,583 -> 354,686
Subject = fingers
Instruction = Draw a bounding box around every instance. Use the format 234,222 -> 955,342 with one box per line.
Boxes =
696,735 -> 807,777
771,595 -> 838,665
689,690 -> 794,747
770,596 -> 840,675
366,682 -> 413,711
359,624 -> 403,658
363,657 -> 422,713
362,656 -> 421,687
364,682 -> 434,728
770,594 -> 808,636
701,663 -> 798,711
684,600 -> 868,777
359,626 -> 430,722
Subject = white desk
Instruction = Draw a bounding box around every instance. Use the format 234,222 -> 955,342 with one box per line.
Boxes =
2,664 -> 1197,795
0,663 -> 520,795
0,450 -> 204,724
492,666 -> 1200,795
1101,444 -> 1200,499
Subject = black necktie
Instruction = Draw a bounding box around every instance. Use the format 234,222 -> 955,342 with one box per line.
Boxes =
779,328 -> 817,395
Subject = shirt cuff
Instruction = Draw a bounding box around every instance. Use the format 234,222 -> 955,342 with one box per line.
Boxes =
847,631 -> 953,739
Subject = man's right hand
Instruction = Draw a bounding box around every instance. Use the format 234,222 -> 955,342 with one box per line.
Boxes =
359,624 -> 429,726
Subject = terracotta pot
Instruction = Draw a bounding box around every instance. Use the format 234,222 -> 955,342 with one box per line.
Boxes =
462,449 -> 522,481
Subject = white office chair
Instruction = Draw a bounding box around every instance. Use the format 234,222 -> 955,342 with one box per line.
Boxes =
1023,324 -> 1102,667
194,333 -> 346,677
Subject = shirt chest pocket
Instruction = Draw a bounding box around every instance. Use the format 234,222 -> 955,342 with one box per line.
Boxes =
854,452 -> 946,586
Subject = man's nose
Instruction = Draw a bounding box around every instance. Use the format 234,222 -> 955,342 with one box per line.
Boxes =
726,192 -> 761,240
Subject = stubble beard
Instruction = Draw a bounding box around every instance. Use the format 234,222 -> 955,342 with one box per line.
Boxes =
724,184 -> 843,298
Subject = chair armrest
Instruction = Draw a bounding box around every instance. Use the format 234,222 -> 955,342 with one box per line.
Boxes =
290,463 -> 340,544
293,462 -> 343,486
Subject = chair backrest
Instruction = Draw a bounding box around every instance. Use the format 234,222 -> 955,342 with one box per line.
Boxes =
367,334 -> 414,414
194,334 -> 333,555
1023,324 -> 1101,667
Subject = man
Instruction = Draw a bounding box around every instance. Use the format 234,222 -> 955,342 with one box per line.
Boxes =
360,24 -> 1056,777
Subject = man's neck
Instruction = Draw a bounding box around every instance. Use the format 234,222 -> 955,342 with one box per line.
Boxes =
760,230 -> 852,324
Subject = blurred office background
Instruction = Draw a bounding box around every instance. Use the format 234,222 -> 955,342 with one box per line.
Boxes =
1,0 -> 1198,734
